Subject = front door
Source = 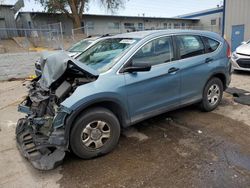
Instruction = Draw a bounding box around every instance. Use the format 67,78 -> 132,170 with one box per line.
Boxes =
231,25 -> 245,51
123,36 -> 181,122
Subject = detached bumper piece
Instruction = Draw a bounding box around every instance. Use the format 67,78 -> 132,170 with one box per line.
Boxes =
16,118 -> 66,170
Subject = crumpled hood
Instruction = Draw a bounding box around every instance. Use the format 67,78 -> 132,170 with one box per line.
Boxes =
38,51 -> 99,90
236,44 -> 250,55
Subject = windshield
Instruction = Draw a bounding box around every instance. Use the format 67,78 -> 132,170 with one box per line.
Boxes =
68,39 -> 93,52
76,38 -> 138,73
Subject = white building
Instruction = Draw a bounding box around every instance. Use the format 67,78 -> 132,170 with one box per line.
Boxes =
177,6 -> 224,35
16,12 -> 199,36
224,0 -> 250,50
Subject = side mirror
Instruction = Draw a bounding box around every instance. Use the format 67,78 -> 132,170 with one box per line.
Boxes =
241,41 -> 247,45
122,62 -> 151,73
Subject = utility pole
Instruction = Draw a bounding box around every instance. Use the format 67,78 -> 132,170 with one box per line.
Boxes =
222,0 -> 226,37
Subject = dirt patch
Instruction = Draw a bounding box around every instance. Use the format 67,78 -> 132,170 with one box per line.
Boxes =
59,107 -> 250,188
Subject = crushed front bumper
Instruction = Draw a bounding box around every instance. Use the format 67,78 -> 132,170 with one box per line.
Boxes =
16,102 -> 70,170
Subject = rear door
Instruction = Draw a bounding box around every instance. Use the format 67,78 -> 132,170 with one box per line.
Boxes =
123,36 -> 181,122
174,35 -> 218,104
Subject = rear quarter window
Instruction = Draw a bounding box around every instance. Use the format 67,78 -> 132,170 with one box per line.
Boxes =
203,37 -> 220,53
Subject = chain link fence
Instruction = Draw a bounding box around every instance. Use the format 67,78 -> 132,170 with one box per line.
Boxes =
0,21 -> 221,53
0,22 -> 64,52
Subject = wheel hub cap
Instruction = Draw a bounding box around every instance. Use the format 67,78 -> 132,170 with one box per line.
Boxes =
81,121 -> 111,149
90,129 -> 102,140
207,84 -> 220,106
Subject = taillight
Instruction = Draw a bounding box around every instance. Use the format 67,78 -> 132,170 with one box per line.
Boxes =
226,40 -> 231,58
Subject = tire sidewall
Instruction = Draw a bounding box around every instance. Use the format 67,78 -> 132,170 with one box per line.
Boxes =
70,108 -> 120,159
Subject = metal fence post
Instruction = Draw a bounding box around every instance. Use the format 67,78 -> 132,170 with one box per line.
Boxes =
72,28 -> 74,41
86,26 -> 89,37
59,22 -> 64,50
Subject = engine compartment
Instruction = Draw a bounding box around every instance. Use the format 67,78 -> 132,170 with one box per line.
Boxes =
16,56 -> 98,170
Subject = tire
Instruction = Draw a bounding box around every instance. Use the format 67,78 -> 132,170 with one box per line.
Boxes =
70,107 -> 120,159
200,77 -> 223,112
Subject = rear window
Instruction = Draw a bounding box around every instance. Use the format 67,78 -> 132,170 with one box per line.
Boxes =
203,37 -> 220,53
176,35 -> 205,59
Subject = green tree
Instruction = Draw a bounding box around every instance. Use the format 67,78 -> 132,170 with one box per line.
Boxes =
39,0 -> 125,29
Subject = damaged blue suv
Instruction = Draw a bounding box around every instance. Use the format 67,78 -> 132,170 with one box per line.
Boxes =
16,30 -> 231,170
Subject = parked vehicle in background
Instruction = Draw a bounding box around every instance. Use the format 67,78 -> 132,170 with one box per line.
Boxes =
16,30 -> 231,170
35,36 -> 104,76
231,40 -> 250,71
67,36 -> 101,57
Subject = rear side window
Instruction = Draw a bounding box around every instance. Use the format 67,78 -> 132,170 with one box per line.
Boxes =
176,35 -> 205,59
203,37 -> 220,53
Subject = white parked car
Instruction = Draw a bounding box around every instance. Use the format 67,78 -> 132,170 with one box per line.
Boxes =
35,36 -> 106,76
231,40 -> 250,71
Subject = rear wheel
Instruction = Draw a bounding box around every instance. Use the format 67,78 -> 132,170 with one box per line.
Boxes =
200,77 -> 223,112
70,107 -> 120,159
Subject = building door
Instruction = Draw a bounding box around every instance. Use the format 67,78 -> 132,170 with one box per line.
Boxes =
231,25 -> 245,51
0,19 -> 8,39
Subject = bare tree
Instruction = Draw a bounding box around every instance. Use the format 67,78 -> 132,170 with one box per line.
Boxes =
39,0 -> 125,28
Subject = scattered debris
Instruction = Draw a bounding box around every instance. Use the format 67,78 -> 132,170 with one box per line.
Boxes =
163,132 -> 168,138
165,117 -> 173,122
198,130 -> 202,134
25,75 -> 37,81
226,87 -> 250,106
122,127 -> 149,141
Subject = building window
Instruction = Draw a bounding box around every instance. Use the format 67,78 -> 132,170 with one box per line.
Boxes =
163,23 -> 168,29
168,23 -> 172,29
181,23 -> 186,28
211,19 -> 216,26
86,21 -> 94,29
138,23 -> 144,30
174,23 -> 180,29
219,17 -> 221,28
108,22 -> 120,29
124,23 -> 135,30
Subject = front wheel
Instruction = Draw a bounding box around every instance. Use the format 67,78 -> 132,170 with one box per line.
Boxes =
70,107 -> 120,159
200,77 -> 223,112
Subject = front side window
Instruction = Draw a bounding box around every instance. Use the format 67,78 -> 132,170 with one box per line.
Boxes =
131,36 -> 173,66
77,38 -> 138,73
176,35 -> 205,59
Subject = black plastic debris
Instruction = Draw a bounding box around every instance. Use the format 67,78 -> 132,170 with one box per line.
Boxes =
225,87 -> 250,106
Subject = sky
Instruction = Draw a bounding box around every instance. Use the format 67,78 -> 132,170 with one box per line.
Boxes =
3,0 -> 223,17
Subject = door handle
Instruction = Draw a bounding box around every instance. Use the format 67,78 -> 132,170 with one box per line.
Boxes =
205,58 -> 213,63
168,67 -> 180,74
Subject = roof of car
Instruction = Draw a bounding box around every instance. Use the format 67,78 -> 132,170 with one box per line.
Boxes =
110,29 -> 222,41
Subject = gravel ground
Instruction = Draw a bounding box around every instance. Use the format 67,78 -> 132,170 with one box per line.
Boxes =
0,52 -> 40,80
0,72 -> 250,188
